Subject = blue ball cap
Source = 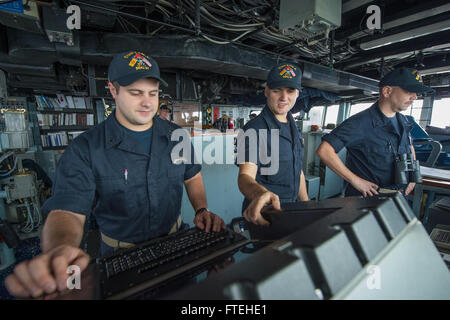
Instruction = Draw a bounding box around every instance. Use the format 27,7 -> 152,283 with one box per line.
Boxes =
159,103 -> 169,110
266,63 -> 302,91
108,51 -> 168,87
379,67 -> 434,94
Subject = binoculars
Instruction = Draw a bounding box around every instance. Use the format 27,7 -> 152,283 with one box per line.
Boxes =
394,153 -> 422,185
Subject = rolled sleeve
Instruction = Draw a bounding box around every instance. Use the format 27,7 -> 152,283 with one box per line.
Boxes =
322,132 -> 345,153
322,117 -> 363,153
184,163 -> 201,180
41,138 -> 96,217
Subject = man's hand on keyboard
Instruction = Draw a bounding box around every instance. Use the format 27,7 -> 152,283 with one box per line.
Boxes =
5,245 -> 90,298
194,209 -> 226,233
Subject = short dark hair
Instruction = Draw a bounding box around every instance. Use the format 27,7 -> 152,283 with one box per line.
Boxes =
112,81 -> 120,93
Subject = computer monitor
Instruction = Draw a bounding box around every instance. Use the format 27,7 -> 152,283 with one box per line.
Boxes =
167,194 -> 450,300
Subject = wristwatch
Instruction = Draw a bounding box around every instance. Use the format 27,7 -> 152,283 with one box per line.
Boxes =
195,207 -> 209,216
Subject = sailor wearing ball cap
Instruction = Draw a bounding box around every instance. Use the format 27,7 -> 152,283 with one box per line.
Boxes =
237,62 -> 309,226
316,67 -> 433,198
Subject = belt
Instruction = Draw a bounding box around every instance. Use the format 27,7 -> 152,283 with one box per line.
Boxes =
101,215 -> 182,249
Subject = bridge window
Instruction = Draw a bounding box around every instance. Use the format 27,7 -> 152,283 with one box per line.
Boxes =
400,99 -> 423,121
308,106 -> 325,127
324,105 -> 339,128
349,102 -> 372,117
430,97 -> 450,129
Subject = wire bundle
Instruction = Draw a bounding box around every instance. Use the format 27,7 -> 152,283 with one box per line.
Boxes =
19,197 -> 42,234
64,0 -> 349,63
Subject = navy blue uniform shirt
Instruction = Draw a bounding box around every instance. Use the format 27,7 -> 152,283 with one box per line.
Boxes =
42,112 -> 200,244
237,106 -> 304,211
322,102 -> 413,196
121,124 -> 153,155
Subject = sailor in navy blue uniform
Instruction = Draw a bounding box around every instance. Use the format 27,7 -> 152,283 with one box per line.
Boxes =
5,51 -> 225,299
237,63 -> 309,226
316,67 -> 434,197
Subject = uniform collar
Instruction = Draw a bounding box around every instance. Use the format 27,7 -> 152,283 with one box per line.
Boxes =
370,101 -> 390,128
104,111 -> 171,150
261,105 -> 280,130
261,105 -> 295,129
153,115 -> 175,138
369,101 -> 411,129
261,105 -> 298,142
104,111 -> 125,149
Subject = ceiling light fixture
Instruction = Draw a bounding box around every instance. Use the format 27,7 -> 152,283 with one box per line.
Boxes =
360,20 -> 450,50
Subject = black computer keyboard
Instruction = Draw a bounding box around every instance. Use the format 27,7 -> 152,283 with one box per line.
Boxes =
97,227 -> 249,299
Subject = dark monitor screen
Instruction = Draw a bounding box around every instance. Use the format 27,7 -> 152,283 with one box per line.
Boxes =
248,207 -> 339,241
167,194 -> 450,300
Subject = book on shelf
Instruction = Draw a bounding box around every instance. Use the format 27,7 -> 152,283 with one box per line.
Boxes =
56,94 -> 68,108
36,113 -> 44,126
40,131 -> 68,147
85,97 -> 93,109
51,97 -> 62,110
66,96 -> 75,109
87,114 -> 94,125
35,94 -> 94,111
40,130 -> 87,147
73,97 -> 86,109
35,95 -> 48,109
36,112 -> 95,127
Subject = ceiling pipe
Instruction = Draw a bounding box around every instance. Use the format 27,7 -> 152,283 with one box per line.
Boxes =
360,20 -> 450,50
337,30 -> 450,70
337,2 -> 450,41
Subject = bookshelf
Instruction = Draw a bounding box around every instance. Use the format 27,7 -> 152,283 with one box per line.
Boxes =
40,126 -> 94,131
34,94 -> 97,149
